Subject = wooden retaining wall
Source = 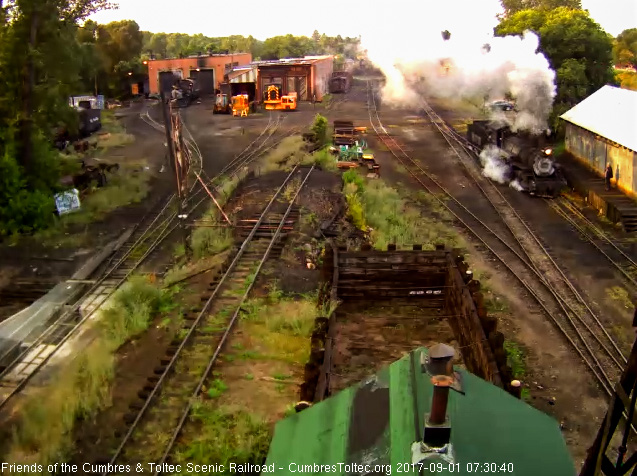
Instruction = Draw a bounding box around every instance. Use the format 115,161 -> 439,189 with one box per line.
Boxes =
445,250 -> 501,386
298,244 -> 519,408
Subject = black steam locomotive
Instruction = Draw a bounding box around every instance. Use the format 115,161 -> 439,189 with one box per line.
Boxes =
466,120 -> 567,198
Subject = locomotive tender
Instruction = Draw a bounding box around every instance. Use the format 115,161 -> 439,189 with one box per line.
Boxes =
466,120 -> 567,198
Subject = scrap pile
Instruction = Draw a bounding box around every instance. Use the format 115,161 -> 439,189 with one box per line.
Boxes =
329,120 -> 380,178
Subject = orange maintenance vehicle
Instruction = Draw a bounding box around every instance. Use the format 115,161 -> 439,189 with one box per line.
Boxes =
263,85 -> 297,111
232,94 -> 250,117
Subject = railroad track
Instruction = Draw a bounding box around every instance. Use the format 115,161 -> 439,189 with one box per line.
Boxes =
549,197 -> 637,289
366,80 -> 626,398
0,106 -> 294,410
0,192 -> 179,408
102,164 -> 315,475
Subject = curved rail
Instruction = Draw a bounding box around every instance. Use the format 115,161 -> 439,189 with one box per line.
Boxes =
366,80 -> 624,397
104,164 -> 313,474
418,99 -> 627,367
550,197 -> 637,289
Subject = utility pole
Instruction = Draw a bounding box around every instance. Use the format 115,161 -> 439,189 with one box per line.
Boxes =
160,91 -> 191,259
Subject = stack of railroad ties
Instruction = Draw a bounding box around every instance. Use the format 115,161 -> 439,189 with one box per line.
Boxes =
329,120 -> 380,178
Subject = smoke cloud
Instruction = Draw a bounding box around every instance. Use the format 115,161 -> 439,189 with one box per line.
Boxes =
479,145 -> 511,184
361,11 -> 557,133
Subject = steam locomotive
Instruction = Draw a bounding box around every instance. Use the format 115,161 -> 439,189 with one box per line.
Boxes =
466,120 -> 567,198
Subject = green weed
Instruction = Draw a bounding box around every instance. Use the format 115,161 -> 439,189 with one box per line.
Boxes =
503,341 -> 526,378
171,405 -> 270,471
207,379 -> 228,399
305,147 -> 338,172
342,170 -> 463,250
258,136 -> 306,174
272,373 -> 290,381
191,226 -> 233,260
100,275 -> 171,347
283,178 -> 300,202
606,286 -> 634,310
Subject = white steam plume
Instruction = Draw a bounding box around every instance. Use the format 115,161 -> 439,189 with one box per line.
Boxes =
479,145 -> 511,184
509,179 -> 523,191
361,7 -> 556,133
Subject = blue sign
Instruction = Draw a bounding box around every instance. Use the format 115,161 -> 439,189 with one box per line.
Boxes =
54,189 -> 81,215
96,95 -> 105,109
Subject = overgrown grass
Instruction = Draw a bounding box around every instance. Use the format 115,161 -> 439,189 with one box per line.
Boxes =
283,177 -> 301,201
171,405 -> 270,473
257,136 -> 307,174
239,287 -> 319,364
342,169 -> 464,250
6,275 -> 172,467
191,226 -> 233,259
96,131 -> 135,149
189,176 -> 241,259
95,111 -> 135,150
606,285 -> 634,310
32,166 -> 151,246
163,251 -> 230,287
100,276 -> 175,346
301,147 -> 338,172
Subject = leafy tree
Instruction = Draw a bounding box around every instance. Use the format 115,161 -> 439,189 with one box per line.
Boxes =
96,20 -> 142,71
614,28 -> 637,68
496,7 -> 614,131
499,0 -> 581,17
0,0 -> 113,236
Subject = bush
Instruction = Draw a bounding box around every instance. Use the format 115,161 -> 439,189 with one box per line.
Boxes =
0,150 -> 56,237
311,114 -> 328,146
343,168 -> 365,190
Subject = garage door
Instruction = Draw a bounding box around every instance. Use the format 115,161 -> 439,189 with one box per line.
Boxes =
286,76 -> 308,100
192,69 -> 215,95
159,71 -> 180,95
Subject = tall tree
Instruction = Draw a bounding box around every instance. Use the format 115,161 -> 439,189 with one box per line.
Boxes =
499,0 -> 581,17
614,28 -> 637,68
0,0 -> 113,235
496,7 -> 614,129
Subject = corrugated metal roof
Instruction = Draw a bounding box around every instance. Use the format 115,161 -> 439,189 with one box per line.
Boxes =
264,347 -> 575,475
252,55 -> 333,67
560,85 -> 637,152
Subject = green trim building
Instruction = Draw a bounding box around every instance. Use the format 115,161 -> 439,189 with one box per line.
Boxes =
263,347 -> 575,475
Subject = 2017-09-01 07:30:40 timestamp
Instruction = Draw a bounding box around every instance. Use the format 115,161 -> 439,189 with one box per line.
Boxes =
395,462 -> 514,472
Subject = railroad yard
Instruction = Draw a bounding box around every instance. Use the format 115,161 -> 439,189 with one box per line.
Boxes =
2,75 -> 637,473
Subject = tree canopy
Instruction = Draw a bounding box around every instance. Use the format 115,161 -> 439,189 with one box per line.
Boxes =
139,31 -> 360,61
495,7 -> 614,130
614,28 -> 637,69
499,0 -> 581,18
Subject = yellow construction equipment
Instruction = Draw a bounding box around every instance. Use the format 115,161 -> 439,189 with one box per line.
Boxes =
232,94 -> 250,117
263,85 -> 297,111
